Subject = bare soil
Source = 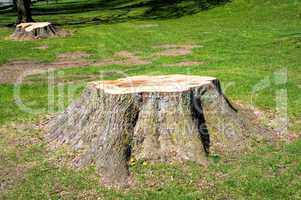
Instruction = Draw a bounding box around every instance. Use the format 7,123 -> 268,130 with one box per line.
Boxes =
154,44 -> 203,56
34,45 -> 49,50
0,45 -> 203,84
0,51 -> 150,84
137,24 -> 159,28
93,51 -> 150,66
0,59 -> 90,84
162,61 -> 205,67
57,51 -> 90,60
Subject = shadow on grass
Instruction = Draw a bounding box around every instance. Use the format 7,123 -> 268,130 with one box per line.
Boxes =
0,0 -> 229,27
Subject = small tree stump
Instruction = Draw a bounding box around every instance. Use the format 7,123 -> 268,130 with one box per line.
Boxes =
10,22 -> 58,40
45,75 -> 255,187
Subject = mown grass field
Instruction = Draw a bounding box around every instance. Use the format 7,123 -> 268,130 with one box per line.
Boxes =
0,0 -> 300,199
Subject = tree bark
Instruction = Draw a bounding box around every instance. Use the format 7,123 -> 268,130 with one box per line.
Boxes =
45,75 -> 259,187
14,0 -> 33,24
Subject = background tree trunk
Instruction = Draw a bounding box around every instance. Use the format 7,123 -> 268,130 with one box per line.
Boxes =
14,0 -> 33,24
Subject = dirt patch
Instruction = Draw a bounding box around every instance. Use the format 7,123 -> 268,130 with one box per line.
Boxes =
34,45 -> 49,50
0,123 -> 42,147
154,44 -> 203,56
235,101 -> 300,143
57,51 -> 90,60
137,24 -> 159,28
158,49 -> 192,56
0,59 -> 90,84
0,60 -> 45,84
162,61 -> 205,67
0,50 -> 151,84
93,51 -> 150,66
154,44 -> 202,49
0,46 -> 209,84
0,51 -> 93,83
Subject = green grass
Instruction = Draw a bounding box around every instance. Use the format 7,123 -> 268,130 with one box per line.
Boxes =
1,124 -> 300,199
0,0 -> 300,199
0,0 -> 300,129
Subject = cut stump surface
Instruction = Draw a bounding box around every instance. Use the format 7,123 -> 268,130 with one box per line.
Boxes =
45,75 -> 258,187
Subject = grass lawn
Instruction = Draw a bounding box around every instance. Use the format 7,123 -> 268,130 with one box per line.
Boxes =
0,0 -> 300,199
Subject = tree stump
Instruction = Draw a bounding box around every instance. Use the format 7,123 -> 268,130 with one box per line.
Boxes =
45,75 -> 256,187
10,22 -> 58,40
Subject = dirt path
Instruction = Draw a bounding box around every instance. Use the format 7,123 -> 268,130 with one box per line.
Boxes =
0,44 -> 203,84
0,51 -> 150,84
154,44 -> 202,56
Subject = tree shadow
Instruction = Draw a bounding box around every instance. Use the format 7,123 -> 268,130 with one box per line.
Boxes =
0,0 -> 229,27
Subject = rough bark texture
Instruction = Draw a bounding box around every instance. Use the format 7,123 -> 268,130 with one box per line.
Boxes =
15,0 -> 33,24
10,22 -> 58,40
45,75 -> 257,187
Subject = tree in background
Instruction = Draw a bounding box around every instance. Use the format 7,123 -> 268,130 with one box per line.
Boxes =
13,0 -> 33,24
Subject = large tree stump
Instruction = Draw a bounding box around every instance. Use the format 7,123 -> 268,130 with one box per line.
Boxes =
10,22 -> 58,40
45,75 -> 257,187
